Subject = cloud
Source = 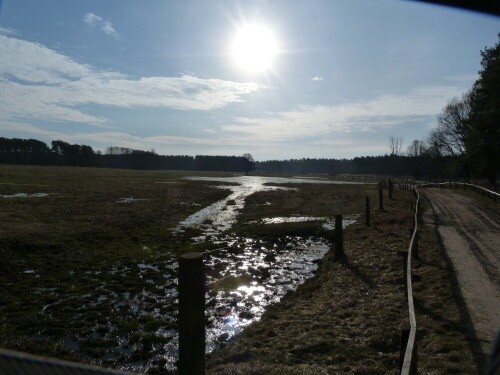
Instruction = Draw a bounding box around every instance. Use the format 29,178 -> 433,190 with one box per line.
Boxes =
0,35 -> 260,124
0,26 -> 15,35
0,120 -> 224,150
222,85 -> 466,141
83,13 -> 120,39
0,35 -> 99,84
311,76 -> 323,81
0,121 -> 67,138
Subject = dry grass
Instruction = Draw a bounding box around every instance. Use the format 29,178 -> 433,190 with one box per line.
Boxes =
207,189 -> 478,375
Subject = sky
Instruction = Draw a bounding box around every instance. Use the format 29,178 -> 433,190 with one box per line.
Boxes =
0,0 -> 498,161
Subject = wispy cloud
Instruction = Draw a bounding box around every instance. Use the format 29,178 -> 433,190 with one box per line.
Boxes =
0,26 -> 15,35
222,85 -> 466,141
0,35 -> 260,125
311,76 -> 323,81
0,121 -> 224,149
83,13 -> 120,39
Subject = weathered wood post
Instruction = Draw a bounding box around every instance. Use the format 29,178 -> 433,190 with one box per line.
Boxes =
399,325 -> 411,373
388,179 -> 393,199
334,214 -> 344,258
379,188 -> 384,210
179,252 -> 205,375
365,197 -> 370,227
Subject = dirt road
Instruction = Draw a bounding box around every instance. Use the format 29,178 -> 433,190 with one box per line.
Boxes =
423,188 -> 500,362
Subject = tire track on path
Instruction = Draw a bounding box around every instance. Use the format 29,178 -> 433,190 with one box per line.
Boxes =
423,188 -> 500,363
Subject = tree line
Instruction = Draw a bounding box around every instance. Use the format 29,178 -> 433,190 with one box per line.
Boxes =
0,138 -> 255,173
399,34 -> 500,187
255,154 -> 460,180
0,136 -> 469,180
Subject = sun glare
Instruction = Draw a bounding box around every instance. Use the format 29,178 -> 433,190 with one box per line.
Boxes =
231,24 -> 278,73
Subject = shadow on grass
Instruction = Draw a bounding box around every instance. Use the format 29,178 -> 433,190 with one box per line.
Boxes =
335,256 -> 376,289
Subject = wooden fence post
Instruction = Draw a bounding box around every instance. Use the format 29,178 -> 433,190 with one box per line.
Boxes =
379,189 -> 384,210
334,214 -> 344,258
365,197 -> 370,227
388,179 -> 393,199
179,252 -> 205,375
399,325 -> 411,374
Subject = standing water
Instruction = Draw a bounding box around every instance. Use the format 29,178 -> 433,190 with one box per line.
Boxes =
46,176 -> 363,373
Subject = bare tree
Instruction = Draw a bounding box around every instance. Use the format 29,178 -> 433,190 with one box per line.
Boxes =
242,153 -> 255,175
406,139 -> 426,158
435,91 -> 472,157
388,136 -> 403,156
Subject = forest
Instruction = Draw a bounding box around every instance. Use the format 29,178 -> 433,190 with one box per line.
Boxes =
0,136 -> 476,180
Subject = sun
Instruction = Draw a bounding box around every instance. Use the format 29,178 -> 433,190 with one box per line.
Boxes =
230,24 -> 278,73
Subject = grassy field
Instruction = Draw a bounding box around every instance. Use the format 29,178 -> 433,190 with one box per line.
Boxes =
0,165 -> 234,368
206,187 -> 478,374
0,165 -> 479,374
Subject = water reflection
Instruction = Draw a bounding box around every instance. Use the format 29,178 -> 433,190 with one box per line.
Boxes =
48,175 -> 362,373
176,175 -> 362,236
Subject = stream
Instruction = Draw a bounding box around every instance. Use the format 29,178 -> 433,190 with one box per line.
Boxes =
38,176 -> 363,373
143,176 -> 360,372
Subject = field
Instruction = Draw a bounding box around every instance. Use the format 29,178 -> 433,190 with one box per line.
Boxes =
0,165 -> 477,374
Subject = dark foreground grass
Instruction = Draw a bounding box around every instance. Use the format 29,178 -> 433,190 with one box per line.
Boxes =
0,166 -> 478,374
206,188 -> 477,375
0,165 -> 232,365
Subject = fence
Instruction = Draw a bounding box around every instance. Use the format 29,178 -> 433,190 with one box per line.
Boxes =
177,186 -> 421,374
420,181 -> 499,201
397,183 -> 420,375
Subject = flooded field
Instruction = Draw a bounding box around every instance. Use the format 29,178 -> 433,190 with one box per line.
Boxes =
176,175 -> 362,237
0,166 -> 372,373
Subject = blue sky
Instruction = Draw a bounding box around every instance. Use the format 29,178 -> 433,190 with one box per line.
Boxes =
0,0 -> 498,160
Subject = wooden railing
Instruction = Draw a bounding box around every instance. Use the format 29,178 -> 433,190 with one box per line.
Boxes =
420,181 -> 499,201
395,179 -> 498,374
399,183 -> 419,375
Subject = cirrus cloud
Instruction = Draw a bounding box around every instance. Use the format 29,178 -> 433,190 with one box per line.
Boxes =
83,13 -> 120,39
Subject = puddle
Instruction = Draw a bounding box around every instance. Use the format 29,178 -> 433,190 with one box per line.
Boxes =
1,193 -> 50,198
175,176 -> 363,237
258,215 -> 357,230
260,216 -> 326,224
293,176 -> 328,180
116,197 -> 149,203
44,234 -> 333,373
203,237 -> 330,354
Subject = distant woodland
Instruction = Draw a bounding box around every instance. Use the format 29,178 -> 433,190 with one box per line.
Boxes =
0,139 -> 255,174
0,136 -> 487,182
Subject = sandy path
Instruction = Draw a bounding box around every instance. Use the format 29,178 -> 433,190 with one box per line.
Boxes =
423,188 -> 500,359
